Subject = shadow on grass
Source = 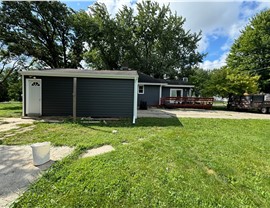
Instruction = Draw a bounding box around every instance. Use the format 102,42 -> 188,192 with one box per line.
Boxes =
74,117 -> 184,128
0,106 -> 21,111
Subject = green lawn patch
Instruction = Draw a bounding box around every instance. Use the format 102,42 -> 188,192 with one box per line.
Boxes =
4,118 -> 270,207
0,102 -> 22,117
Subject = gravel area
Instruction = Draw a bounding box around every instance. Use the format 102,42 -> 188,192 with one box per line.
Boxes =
138,108 -> 270,119
0,145 -> 74,208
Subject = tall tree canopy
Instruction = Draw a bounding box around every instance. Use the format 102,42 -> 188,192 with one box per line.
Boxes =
227,10 -> 270,92
203,67 -> 259,97
0,1 -> 83,69
188,67 -> 259,97
80,1 -> 203,78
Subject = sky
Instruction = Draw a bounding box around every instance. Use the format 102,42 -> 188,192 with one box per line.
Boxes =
63,0 -> 270,70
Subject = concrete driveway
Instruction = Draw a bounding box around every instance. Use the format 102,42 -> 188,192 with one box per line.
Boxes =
138,108 -> 270,119
0,145 -> 74,208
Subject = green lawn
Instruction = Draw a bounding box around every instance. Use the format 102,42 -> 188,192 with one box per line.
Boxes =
0,102 -> 22,117
4,117 -> 270,207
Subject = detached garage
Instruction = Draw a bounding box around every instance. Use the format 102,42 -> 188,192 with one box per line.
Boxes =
20,69 -> 138,123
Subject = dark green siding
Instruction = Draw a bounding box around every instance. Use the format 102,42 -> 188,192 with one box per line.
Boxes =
77,78 -> 134,117
42,77 -> 73,116
138,85 -> 160,106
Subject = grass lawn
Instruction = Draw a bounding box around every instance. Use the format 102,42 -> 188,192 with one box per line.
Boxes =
0,102 -> 22,117
3,117 -> 270,207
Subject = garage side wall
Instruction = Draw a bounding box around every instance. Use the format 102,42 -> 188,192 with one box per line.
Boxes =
42,77 -> 73,116
77,78 -> 134,117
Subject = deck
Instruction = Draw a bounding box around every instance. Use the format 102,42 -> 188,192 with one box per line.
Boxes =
160,97 -> 214,109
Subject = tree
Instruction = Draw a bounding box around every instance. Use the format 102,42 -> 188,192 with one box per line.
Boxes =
0,1 -> 84,69
204,67 -> 260,97
0,41 -> 37,101
189,67 -> 211,97
81,1 -> 204,78
77,3 -> 122,70
227,10 -> 270,92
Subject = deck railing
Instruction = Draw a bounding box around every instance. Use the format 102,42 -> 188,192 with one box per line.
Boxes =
160,97 -> 214,109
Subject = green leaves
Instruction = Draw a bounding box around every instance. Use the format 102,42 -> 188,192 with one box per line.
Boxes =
191,67 -> 260,97
0,1 -> 83,68
206,67 -> 259,97
227,10 -> 270,92
80,1 -> 203,77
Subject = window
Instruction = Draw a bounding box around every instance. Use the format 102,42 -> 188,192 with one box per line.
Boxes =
138,85 -> 144,94
31,82 -> 40,87
170,89 -> 182,97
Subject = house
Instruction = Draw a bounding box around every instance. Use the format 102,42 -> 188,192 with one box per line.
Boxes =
138,72 -> 194,106
20,69 -> 138,123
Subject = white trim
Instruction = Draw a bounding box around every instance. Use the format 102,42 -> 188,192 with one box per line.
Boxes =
138,83 -> 194,88
22,75 -> 25,117
170,88 -> 183,97
138,85 -> 144,94
40,80 -> 42,115
165,84 -> 194,88
26,79 -> 42,116
20,71 -> 138,80
73,78 -> 77,120
159,85 -> 162,105
133,78 -> 138,124
138,82 -> 167,86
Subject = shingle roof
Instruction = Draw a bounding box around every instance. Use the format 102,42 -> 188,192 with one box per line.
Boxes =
138,72 -> 164,83
138,72 -> 192,86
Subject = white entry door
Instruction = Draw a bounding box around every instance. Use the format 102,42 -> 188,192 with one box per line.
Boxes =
26,79 -> 42,115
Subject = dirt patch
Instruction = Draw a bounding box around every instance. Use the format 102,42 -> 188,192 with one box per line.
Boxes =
205,167 -> 217,176
0,145 -> 74,208
0,118 -> 36,133
0,126 -> 35,140
81,145 -> 115,158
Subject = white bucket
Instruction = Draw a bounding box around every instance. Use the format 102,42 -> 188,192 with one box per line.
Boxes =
31,142 -> 51,166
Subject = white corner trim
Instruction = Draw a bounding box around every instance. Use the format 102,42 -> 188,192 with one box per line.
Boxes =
22,75 -> 25,116
159,85 -> 162,105
73,78 -> 77,120
133,78 -> 138,124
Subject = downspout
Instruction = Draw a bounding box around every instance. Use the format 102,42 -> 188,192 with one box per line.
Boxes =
133,77 -> 138,124
22,75 -> 25,117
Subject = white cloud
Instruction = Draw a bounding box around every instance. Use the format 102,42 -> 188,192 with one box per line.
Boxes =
197,35 -> 209,52
168,2 -> 242,34
96,0 -> 136,16
90,0 -> 270,68
199,52 -> 228,70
